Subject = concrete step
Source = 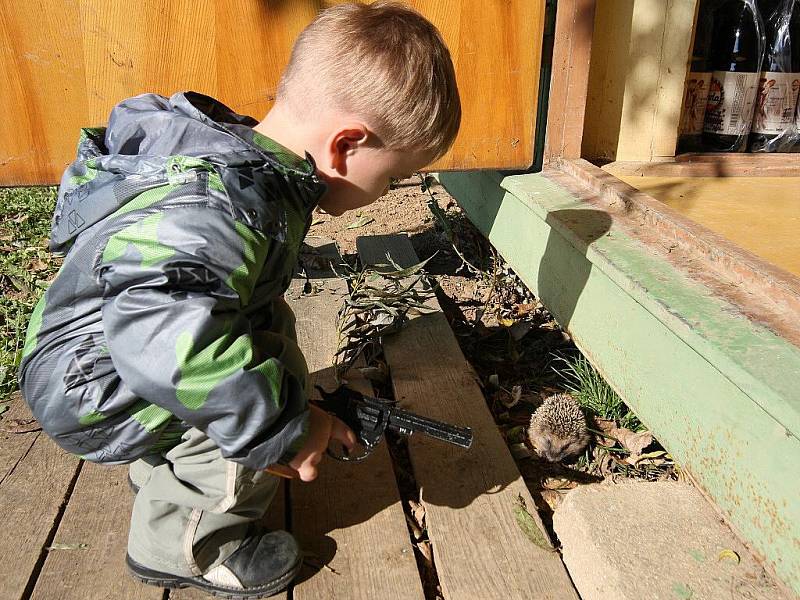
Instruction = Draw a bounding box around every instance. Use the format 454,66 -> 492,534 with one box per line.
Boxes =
553,481 -> 797,600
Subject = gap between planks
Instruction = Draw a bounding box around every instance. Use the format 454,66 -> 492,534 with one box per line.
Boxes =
0,399 -> 82,600
285,238 -> 424,600
357,233 -> 579,600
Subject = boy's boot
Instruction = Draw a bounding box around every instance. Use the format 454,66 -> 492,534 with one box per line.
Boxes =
127,527 -> 301,598
126,427 -> 300,598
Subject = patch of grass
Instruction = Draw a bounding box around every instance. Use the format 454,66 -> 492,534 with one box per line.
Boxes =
553,353 -> 643,431
0,186 -> 59,402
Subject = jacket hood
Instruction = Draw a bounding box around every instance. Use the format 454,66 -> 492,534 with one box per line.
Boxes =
50,92 -> 325,252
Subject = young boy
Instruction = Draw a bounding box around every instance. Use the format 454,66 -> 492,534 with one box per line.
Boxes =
18,1 -> 460,598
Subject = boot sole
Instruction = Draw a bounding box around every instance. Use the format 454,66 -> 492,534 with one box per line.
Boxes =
126,554 -> 301,599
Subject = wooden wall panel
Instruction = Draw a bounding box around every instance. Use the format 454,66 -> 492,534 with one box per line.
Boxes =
581,0 -> 698,162
544,0 -> 596,162
0,0 -> 88,184
0,0 -> 544,185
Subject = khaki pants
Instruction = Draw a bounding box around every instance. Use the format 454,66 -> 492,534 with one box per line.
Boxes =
127,429 -> 281,577
127,298 -> 306,577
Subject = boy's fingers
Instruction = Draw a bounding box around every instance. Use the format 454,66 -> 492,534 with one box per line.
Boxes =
330,418 -> 357,450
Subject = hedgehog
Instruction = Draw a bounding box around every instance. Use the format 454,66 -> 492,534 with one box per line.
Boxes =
527,393 -> 590,463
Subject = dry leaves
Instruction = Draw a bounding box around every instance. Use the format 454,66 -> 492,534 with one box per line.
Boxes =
615,429 -> 654,461
499,385 -> 522,408
593,418 -> 654,463
334,258 -> 435,378
513,494 -> 555,552
48,542 -> 87,550
589,417 -> 674,478
346,215 -> 375,230
357,362 -> 389,384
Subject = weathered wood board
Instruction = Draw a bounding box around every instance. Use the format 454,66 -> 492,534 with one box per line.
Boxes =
607,174 -> 800,278
0,396 -> 41,486
357,234 -> 579,600
582,0 -> 698,162
28,463 -> 161,600
0,0 -> 544,185
0,402 -> 81,600
287,239 -> 424,600
545,0 -> 596,162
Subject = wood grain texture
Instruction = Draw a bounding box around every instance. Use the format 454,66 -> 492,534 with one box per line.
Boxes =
28,464 -> 162,600
544,0 -> 596,162
603,153 -> 800,177
0,397 -> 39,485
558,158 -> 800,328
611,174 -> 800,278
357,234 -> 579,600
287,238 -> 424,600
1,0 -> 544,185
0,431 -> 80,600
582,0 -> 698,162
0,0 -> 88,184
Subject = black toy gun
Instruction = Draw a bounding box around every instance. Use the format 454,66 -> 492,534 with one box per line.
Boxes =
314,385 -> 473,461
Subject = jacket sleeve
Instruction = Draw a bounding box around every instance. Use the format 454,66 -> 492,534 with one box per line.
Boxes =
97,204 -> 309,470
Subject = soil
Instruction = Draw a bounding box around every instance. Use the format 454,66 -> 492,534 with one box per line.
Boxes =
310,178 -> 490,321
312,177 -> 676,523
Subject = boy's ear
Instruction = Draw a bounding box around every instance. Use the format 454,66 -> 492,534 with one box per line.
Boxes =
328,124 -> 369,175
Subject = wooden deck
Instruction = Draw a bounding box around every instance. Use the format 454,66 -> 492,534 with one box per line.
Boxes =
0,235 -> 577,600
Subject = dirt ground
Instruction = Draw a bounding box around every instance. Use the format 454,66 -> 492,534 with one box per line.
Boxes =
310,177 -> 489,321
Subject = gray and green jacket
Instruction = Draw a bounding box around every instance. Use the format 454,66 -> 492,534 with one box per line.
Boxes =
18,91 -> 326,470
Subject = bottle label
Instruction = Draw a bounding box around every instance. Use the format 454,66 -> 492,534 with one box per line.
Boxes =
704,71 -> 760,136
679,72 -> 712,135
752,72 -> 800,134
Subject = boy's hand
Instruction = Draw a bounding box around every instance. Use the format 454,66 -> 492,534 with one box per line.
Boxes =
268,405 -> 356,481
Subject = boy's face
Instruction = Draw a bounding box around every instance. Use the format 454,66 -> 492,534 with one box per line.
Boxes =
315,139 -> 434,217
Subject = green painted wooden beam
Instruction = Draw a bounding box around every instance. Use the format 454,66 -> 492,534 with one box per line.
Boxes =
438,170 -> 800,594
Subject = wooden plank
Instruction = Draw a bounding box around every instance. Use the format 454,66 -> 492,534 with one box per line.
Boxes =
1,1 -> 545,184
287,239 -> 424,600
419,0 -> 544,170
438,169 -> 800,594
357,234 -> 579,600
0,428 -> 80,600
604,153 -> 800,177
544,0 -> 596,162
557,158 -> 800,328
0,0 -> 88,184
582,0 -> 698,162
622,0 -> 697,161
28,464 -> 161,600
609,174 -> 800,278
0,395 -> 39,485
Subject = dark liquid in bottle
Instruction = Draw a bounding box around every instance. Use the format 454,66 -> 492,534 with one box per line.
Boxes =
749,0 -> 800,151
678,0 -> 720,153
702,0 -> 764,151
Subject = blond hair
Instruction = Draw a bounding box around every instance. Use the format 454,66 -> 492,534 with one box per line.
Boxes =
278,1 -> 461,160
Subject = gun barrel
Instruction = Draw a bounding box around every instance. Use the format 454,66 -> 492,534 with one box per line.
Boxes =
387,408 -> 473,449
